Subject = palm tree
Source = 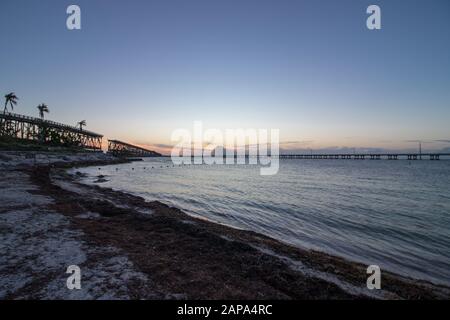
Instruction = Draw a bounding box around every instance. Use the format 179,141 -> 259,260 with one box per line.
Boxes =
77,120 -> 86,131
37,103 -> 49,119
4,92 -> 18,113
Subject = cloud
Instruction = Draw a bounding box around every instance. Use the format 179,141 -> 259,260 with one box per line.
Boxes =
153,143 -> 174,148
279,140 -> 314,148
281,140 -> 314,144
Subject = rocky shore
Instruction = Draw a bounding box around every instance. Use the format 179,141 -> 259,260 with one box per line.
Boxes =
1,152 -> 449,299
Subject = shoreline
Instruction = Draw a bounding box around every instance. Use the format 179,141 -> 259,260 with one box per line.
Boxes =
1,152 -> 449,299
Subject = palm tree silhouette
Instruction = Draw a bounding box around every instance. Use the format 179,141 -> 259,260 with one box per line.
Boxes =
4,92 -> 18,113
77,120 -> 86,131
37,103 -> 49,120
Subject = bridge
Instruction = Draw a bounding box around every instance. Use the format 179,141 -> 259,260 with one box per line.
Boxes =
0,112 -> 103,150
107,139 -> 161,157
279,153 -> 450,160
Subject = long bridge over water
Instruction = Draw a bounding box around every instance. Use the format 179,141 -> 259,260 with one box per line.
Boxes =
2,112 -> 447,160
279,153 -> 449,160
168,153 -> 449,161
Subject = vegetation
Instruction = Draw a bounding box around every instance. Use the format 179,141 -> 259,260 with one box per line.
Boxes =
37,103 -> 49,119
3,92 -> 18,113
77,120 -> 86,131
0,136 -> 85,152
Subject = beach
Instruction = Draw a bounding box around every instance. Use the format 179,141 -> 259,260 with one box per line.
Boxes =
1,152 -> 449,299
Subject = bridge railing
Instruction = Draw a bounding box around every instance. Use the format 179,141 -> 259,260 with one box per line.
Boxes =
107,139 -> 161,157
0,111 -> 102,138
277,153 -> 450,160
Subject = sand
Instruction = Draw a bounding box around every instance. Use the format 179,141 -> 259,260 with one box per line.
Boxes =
1,151 -> 449,299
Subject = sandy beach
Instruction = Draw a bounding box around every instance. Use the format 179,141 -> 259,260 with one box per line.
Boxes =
1,152 -> 449,300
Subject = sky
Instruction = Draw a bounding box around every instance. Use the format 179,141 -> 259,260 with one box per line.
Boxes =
1,0 -> 450,154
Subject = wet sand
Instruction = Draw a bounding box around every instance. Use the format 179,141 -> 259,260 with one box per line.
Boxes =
1,152 -> 449,299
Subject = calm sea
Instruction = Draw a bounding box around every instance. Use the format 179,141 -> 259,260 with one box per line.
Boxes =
74,158 -> 450,285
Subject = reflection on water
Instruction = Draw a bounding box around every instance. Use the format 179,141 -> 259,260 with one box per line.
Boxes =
74,158 -> 450,285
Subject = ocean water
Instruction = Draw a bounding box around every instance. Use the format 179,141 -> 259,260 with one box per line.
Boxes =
74,158 -> 450,285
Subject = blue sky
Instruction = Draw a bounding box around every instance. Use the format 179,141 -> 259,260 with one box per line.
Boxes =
1,0 -> 449,153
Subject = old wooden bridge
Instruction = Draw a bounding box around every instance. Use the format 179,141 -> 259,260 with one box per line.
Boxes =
0,112 -> 102,150
107,139 -> 161,157
279,153 -> 450,160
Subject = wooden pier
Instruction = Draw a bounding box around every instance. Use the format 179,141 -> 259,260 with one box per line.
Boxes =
107,139 -> 161,157
0,112 -> 103,150
279,153 -> 449,160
